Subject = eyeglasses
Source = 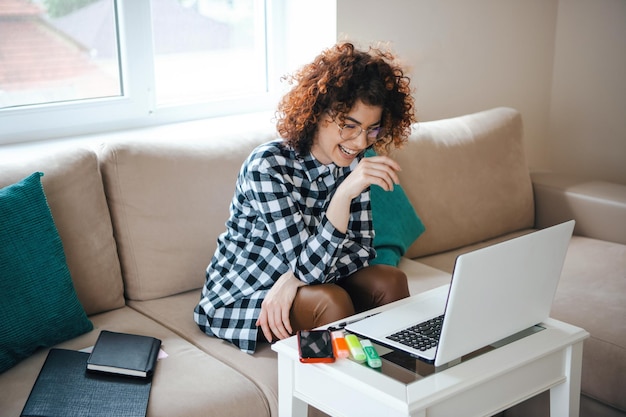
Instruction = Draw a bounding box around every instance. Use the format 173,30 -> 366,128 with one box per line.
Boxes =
334,120 -> 382,143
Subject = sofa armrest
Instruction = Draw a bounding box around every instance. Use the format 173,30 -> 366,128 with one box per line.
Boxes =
531,172 -> 626,244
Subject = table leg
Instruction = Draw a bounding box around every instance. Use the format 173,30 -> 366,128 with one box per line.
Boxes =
550,341 -> 584,417
277,354 -> 308,417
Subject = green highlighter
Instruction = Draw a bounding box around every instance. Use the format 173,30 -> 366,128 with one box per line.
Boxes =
359,339 -> 382,368
344,334 -> 366,363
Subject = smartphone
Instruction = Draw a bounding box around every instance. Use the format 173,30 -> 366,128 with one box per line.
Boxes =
297,329 -> 335,363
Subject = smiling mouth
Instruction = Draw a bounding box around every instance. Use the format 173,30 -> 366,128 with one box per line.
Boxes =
339,144 -> 358,156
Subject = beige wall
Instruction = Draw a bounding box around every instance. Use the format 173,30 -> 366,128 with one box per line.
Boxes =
549,0 -> 626,183
337,0 -> 626,184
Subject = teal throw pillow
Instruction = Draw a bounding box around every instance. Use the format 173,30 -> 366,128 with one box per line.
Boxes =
0,172 -> 93,373
365,149 -> 425,266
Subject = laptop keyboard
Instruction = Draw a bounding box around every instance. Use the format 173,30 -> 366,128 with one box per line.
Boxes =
386,314 -> 444,351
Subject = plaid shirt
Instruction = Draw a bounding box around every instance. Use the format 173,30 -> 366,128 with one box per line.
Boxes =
194,140 -> 375,353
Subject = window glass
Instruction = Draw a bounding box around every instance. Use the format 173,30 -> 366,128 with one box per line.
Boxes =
152,0 -> 266,106
0,0 -> 122,109
0,0 -> 336,144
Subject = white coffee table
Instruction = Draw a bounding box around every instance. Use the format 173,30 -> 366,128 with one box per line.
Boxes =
272,285 -> 589,417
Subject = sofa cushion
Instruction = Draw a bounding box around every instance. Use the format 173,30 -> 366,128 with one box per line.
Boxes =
127,291 -> 280,417
395,107 -> 534,258
397,257 -> 452,296
99,132 -> 275,301
366,150 -> 425,266
0,147 -> 125,315
0,307 -> 272,417
552,235 -> 626,411
0,172 -> 93,373
415,229 -> 534,274
532,172 -> 626,245
370,183 -> 425,266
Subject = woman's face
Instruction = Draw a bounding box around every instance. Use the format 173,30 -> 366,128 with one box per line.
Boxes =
311,100 -> 383,167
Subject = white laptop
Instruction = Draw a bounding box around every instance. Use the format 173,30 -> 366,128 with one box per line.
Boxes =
346,220 -> 575,367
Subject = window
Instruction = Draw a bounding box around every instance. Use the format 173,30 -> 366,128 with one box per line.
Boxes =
152,0 -> 268,106
0,0 -> 122,109
0,0 -> 336,144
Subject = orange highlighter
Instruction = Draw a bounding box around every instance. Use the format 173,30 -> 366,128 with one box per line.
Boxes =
330,330 -> 350,359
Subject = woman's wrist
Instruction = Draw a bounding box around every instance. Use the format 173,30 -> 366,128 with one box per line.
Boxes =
277,270 -> 306,288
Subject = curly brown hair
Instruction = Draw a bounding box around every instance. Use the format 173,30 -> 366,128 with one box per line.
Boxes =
276,42 -> 416,155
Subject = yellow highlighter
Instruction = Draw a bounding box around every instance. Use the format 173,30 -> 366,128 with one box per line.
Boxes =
344,334 -> 366,363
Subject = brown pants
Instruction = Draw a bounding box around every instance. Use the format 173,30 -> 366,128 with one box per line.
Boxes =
259,264 -> 409,342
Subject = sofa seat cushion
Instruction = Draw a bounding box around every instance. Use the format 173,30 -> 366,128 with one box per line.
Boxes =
0,172 -> 93,373
99,133 -> 275,301
0,147 -> 124,315
127,262 -> 454,417
127,290 -> 280,417
0,307 -> 271,417
553,235 -> 626,411
397,257 -> 452,296
395,107 -> 534,258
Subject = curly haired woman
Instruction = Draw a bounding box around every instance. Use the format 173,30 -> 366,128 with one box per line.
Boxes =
194,42 -> 416,353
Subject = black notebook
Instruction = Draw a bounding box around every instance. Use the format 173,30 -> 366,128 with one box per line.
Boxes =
21,348 -> 151,417
87,331 -> 161,378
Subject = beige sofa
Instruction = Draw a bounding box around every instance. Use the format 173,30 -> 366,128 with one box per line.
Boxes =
0,107 -> 624,417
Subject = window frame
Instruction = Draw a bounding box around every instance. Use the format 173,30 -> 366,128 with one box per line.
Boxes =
0,0 -> 336,145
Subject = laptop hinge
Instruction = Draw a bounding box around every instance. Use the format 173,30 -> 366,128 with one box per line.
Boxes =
435,357 -> 462,371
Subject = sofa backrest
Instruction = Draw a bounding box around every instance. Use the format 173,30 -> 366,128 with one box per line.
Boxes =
0,147 -> 125,315
99,130 -> 277,301
394,107 -> 535,258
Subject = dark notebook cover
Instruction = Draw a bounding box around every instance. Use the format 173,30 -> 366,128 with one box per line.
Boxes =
21,348 -> 151,417
87,330 -> 161,378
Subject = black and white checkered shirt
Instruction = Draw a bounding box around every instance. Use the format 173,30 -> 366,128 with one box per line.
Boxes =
194,140 -> 375,353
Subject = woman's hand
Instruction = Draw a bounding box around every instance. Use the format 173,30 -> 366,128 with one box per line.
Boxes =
341,155 -> 401,199
256,270 -> 305,342
327,155 -> 401,233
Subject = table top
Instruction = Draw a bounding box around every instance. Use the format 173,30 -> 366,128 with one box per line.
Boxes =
272,284 -> 589,406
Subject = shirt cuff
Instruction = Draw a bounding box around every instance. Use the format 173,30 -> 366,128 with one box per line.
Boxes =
320,215 -> 347,245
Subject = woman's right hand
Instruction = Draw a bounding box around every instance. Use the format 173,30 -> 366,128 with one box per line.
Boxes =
326,155 -> 401,233
256,271 -> 305,342
339,155 -> 401,200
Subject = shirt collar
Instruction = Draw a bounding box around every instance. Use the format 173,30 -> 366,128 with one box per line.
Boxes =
296,148 -> 363,183
298,151 -> 335,183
